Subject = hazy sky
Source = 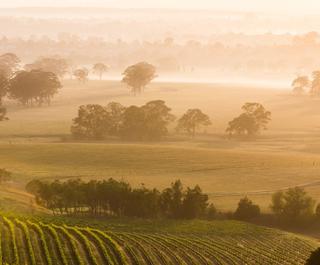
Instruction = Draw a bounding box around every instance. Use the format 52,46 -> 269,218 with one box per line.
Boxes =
0,0 -> 319,14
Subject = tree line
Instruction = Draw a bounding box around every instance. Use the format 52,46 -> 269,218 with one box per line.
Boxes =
25,177 -> 320,225
71,100 -> 271,140
26,179 -> 215,219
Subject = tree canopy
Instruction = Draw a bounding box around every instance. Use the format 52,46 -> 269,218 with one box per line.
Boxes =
122,62 -> 157,95
234,196 -> 260,220
176,108 -> 211,137
9,70 -> 62,106
71,100 -> 175,141
25,57 -> 69,80
271,187 -> 315,223
226,103 -> 271,137
0,53 -> 20,78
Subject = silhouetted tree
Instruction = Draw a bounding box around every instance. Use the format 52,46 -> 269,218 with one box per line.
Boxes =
292,76 -> 309,95
122,62 -> 157,95
271,187 -> 315,223
182,185 -> 209,219
9,70 -> 62,106
234,196 -> 260,220
92,63 -> 109,80
25,57 -> 69,80
226,103 -> 271,137
73,68 -> 89,83
176,108 -> 211,137
160,180 -> 184,218
306,248 -> 320,265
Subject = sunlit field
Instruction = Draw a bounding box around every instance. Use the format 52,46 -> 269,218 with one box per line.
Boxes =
1,80 -> 320,212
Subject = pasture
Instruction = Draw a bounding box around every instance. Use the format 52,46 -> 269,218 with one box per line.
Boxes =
1,79 -> 320,212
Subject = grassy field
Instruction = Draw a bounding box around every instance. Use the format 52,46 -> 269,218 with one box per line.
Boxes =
0,213 -> 317,265
1,79 -> 320,212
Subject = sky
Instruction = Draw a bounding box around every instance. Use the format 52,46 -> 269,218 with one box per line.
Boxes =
0,0 -> 319,14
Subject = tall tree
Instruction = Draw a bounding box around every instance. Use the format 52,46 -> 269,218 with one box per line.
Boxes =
92,63 -> 109,80
176,108 -> 211,137
73,68 -> 89,83
291,75 -> 310,95
182,185 -> 209,219
226,103 -> 271,137
9,70 -> 62,106
122,62 -> 157,95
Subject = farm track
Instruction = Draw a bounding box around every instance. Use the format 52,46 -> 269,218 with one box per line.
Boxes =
0,215 -> 317,265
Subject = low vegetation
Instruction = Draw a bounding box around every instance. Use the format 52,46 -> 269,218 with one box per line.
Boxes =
0,214 -> 317,265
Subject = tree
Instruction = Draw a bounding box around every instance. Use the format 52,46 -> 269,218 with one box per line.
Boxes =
234,196 -> 260,220
291,76 -> 310,95
226,103 -> 271,137
120,100 -> 174,140
105,102 -> 126,136
160,180 -> 184,218
0,73 -> 9,105
176,109 -> 211,137
73,68 -> 89,83
122,62 -> 157,95
71,104 -> 111,139
0,53 -> 20,78
92,63 -> 109,80
0,106 -> 8,121
9,70 -> 62,106
310,71 -> 320,96
271,187 -> 315,223
182,185 -> 209,219
306,248 -> 320,265
25,57 -> 69,80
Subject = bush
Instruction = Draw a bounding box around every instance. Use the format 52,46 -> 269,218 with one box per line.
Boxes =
234,196 -> 260,220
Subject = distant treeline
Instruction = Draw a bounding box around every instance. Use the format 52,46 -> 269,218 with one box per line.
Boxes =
26,179 -> 216,219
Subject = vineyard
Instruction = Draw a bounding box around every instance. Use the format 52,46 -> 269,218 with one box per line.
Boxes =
0,215 -> 317,265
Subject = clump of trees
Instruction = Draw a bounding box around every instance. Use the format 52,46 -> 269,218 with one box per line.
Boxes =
9,70 -> 62,106
71,100 -> 175,141
226,103 -> 271,138
0,169 -> 12,184
122,62 -> 157,95
271,187 -> 315,224
176,108 -> 212,138
26,179 -> 214,219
